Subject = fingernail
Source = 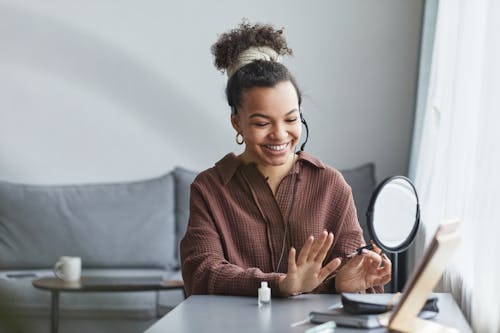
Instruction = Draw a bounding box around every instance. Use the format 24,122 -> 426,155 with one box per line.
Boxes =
361,249 -> 369,254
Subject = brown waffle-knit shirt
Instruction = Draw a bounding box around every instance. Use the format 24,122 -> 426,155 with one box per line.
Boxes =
181,151 -> 380,296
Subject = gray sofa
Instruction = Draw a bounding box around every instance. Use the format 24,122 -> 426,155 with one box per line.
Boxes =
0,163 -> 375,333
0,167 -> 197,333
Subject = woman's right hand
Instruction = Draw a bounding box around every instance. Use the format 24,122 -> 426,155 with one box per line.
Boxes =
335,246 -> 391,293
278,231 -> 341,296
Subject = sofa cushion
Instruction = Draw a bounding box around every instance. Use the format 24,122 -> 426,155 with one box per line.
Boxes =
340,163 -> 376,243
0,174 -> 176,270
172,167 -> 198,268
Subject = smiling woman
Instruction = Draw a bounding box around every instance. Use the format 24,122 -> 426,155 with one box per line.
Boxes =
180,21 -> 392,298
231,81 -> 302,193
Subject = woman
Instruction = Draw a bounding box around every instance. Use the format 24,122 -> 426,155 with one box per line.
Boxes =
180,22 -> 391,297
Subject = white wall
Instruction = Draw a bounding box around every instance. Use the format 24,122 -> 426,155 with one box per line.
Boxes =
0,0 -> 423,184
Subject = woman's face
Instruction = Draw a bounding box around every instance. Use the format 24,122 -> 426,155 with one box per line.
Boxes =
231,80 -> 302,168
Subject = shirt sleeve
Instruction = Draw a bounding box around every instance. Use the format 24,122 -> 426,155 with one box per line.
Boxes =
180,183 -> 285,297
313,180 -> 383,294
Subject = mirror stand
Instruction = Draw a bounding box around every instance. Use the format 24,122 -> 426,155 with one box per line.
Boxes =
391,252 -> 398,293
366,175 -> 420,293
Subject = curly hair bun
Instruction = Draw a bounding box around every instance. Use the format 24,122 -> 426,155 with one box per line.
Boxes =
211,21 -> 293,73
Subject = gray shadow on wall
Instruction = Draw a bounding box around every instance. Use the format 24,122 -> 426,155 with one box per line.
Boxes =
0,4 -> 220,165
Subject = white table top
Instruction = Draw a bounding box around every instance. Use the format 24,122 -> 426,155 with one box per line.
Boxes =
145,293 -> 471,333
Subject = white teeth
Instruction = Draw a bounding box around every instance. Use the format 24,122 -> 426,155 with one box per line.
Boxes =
266,143 -> 287,151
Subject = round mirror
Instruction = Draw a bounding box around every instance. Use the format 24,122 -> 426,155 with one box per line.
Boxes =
366,176 -> 420,291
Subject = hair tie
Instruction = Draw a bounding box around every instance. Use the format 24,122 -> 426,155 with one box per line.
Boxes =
226,46 -> 282,78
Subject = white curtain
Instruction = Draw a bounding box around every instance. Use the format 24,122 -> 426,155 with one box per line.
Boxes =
412,0 -> 500,332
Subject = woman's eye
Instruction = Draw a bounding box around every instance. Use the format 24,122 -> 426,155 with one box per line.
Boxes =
253,122 -> 269,127
286,118 -> 298,123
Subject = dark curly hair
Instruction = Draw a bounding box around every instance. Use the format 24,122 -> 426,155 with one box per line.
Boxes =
211,21 -> 302,113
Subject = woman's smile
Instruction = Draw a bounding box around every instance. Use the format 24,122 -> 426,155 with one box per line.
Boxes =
262,141 -> 291,154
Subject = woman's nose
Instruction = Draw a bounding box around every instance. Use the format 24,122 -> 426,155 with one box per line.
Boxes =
270,123 -> 287,140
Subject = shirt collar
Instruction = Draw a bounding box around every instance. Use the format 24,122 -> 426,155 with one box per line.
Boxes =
215,151 -> 325,185
297,151 -> 326,169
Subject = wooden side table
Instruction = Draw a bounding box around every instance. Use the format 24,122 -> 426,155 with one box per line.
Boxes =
32,276 -> 184,333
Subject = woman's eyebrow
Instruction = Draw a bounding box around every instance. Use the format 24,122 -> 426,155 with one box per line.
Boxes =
248,109 -> 299,119
286,109 -> 300,115
249,113 -> 270,119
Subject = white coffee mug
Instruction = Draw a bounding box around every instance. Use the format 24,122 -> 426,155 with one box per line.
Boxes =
54,256 -> 81,281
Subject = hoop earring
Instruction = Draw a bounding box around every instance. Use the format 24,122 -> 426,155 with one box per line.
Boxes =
236,133 -> 244,145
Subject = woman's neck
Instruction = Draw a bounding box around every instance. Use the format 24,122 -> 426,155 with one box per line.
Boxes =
239,152 -> 297,194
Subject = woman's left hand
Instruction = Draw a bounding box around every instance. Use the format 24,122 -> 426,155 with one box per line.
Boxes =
335,248 -> 392,293
278,231 -> 342,296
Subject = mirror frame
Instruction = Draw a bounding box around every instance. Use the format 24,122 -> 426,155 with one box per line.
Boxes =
366,175 -> 420,253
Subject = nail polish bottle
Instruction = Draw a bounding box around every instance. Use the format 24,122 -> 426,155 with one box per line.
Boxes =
258,281 -> 271,306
